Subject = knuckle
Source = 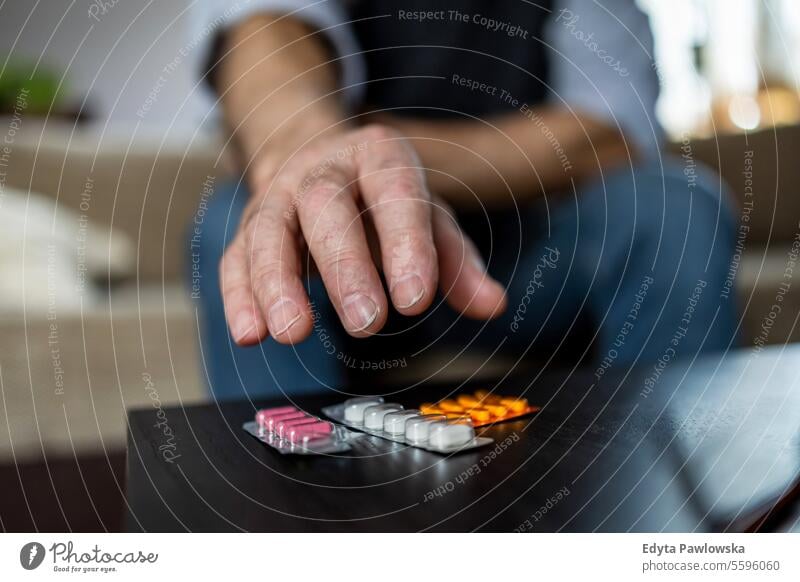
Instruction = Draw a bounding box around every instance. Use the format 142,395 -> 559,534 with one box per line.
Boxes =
387,225 -> 429,246
241,204 -> 280,234
269,171 -> 297,196
362,123 -> 399,143
386,229 -> 435,265
222,279 -> 253,300
249,253 -> 288,296
244,212 -> 297,248
318,248 -> 364,279
301,184 -> 346,216
292,147 -> 323,169
310,226 -> 347,256
219,241 -> 243,275
381,174 -> 425,199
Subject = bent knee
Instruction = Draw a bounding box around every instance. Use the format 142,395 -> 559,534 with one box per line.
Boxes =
641,159 -> 733,227
596,159 -> 736,244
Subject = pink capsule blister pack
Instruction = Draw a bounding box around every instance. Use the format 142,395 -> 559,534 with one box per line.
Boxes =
242,405 -> 357,455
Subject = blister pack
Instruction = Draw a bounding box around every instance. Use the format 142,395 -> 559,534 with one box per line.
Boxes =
242,405 -> 358,455
417,390 -> 539,427
322,397 -> 494,454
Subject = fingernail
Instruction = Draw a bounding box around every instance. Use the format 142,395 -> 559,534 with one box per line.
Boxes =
488,278 -> 507,296
233,311 -> 255,342
342,293 -> 379,332
268,298 -> 302,336
391,273 -> 425,309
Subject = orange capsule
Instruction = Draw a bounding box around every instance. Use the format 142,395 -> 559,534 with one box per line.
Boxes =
468,408 -> 491,422
484,404 -> 509,417
420,403 -> 444,415
457,394 -> 480,408
475,391 -> 502,405
438,399 -> 464,412
500,397 -> 528,413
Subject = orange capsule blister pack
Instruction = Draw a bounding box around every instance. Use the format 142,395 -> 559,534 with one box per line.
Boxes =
418,390 -> 539,427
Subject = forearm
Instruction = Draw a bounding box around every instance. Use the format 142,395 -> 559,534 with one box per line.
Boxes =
214,14 -> 345,191
388,108 -> 631,208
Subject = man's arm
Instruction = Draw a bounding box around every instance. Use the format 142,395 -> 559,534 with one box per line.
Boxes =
214,14 -> 343,190
372,108 -> 630,208
210,14 -> 506,346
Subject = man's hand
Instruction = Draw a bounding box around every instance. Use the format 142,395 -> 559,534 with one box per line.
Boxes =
222,124 -> 507,346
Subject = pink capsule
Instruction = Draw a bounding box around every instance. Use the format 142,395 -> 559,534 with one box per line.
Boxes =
255,406 -> 297,427
265,410 -> 306,432
288,421 -> 333,444
275,416 -> 318,438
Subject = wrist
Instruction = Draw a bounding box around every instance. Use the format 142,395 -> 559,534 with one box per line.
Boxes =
246,101 -> 347,196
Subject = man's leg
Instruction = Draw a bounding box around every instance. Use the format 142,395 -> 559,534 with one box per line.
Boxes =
495,158 -> 738,368
190,180 -> 345,401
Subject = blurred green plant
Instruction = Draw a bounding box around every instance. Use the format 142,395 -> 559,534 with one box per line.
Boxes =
0,61 -> 63,115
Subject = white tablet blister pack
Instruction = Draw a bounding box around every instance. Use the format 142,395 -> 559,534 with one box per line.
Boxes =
322,397 -> 494,454
243,405 -> 359,455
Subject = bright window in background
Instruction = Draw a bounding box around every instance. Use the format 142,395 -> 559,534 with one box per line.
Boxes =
639,0 -> 800,138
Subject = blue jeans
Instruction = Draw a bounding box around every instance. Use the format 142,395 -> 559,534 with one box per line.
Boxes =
190,159 -> 738,401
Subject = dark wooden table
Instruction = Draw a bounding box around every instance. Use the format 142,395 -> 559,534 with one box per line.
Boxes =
126,345 -> 800,532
